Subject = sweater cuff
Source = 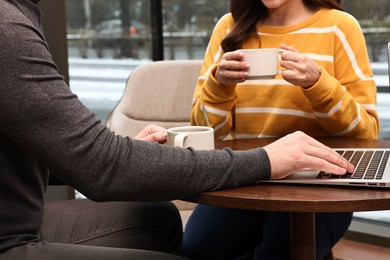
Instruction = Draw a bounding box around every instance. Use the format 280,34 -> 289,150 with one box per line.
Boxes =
302,67 -> 339,104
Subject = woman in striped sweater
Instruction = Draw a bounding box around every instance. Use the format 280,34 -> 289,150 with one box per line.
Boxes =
183,0 -> 379,259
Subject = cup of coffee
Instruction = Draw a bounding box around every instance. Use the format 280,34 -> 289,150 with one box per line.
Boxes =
239,48 -> 284,79
167,126 -> 214,150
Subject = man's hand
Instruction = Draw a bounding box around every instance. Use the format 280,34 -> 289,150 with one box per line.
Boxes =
134,124 -> 167,144
263,131 -> 355,179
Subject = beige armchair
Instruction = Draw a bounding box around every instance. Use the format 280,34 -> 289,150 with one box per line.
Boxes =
106,59 -> 202,137
106,60 -> 203,225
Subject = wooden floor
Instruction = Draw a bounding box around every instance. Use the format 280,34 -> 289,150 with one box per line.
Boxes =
333,238 -> 390,260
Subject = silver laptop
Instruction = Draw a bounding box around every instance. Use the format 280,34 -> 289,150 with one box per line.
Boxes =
263,148 -> 390,188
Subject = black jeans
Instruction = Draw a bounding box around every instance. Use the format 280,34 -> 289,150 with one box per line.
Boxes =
182,204 -> 353,260
1,199 -> 186,260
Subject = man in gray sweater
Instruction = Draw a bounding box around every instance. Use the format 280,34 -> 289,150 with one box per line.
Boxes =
0,0 -> 353,259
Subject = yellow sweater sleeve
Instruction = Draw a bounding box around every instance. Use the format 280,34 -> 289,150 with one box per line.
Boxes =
300,11 -> 379,139
191,14 -> 237,139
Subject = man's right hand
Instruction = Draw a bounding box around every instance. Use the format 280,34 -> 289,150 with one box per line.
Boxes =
263,131 -> 355,180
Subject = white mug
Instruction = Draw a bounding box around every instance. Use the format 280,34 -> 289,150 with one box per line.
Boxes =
239,48 -> 284,79
167,126 -> 214,150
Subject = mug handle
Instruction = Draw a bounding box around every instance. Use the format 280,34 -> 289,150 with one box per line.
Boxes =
174,133 -> 188,148
278,49 -> 286,74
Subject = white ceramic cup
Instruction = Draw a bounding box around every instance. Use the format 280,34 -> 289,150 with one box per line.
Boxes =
239,48 -> 284,79
167,126 -> 214,150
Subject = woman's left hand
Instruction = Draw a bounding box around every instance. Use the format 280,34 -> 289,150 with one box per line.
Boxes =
279,44 -> 322,88
134,124 -> 167,144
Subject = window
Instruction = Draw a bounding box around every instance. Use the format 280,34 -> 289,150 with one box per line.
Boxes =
65,0 -> 229,122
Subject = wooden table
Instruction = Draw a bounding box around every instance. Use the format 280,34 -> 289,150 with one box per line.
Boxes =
185,138 -> 390,260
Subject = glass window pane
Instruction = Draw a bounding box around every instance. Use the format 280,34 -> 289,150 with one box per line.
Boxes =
342,0 -> 390,63
67,0 -> 152,60
65,0 -> 154,122
65,0 -> 229,123
162,0 -> 229,60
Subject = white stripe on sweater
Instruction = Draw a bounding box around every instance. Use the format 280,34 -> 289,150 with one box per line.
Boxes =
236,107 -> 316,119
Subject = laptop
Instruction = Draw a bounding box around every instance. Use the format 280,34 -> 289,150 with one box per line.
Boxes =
262,43 -> 390,188
262,148 -> 390,188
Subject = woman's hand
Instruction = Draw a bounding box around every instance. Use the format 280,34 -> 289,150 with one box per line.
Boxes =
134,124 -> 167,144
263,131 -> 354,180
280,44 -> 322,88
215,51 -> 250,86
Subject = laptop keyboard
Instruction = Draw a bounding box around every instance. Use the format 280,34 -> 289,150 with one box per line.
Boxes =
316,150 -> 390,180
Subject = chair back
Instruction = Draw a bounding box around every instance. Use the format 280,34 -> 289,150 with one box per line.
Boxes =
106,60 -> 202,137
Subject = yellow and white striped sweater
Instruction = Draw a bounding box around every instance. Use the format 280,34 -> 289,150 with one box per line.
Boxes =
191,9 -> 379,140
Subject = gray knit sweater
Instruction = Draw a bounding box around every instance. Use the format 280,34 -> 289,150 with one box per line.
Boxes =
0,0 -> 270,253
